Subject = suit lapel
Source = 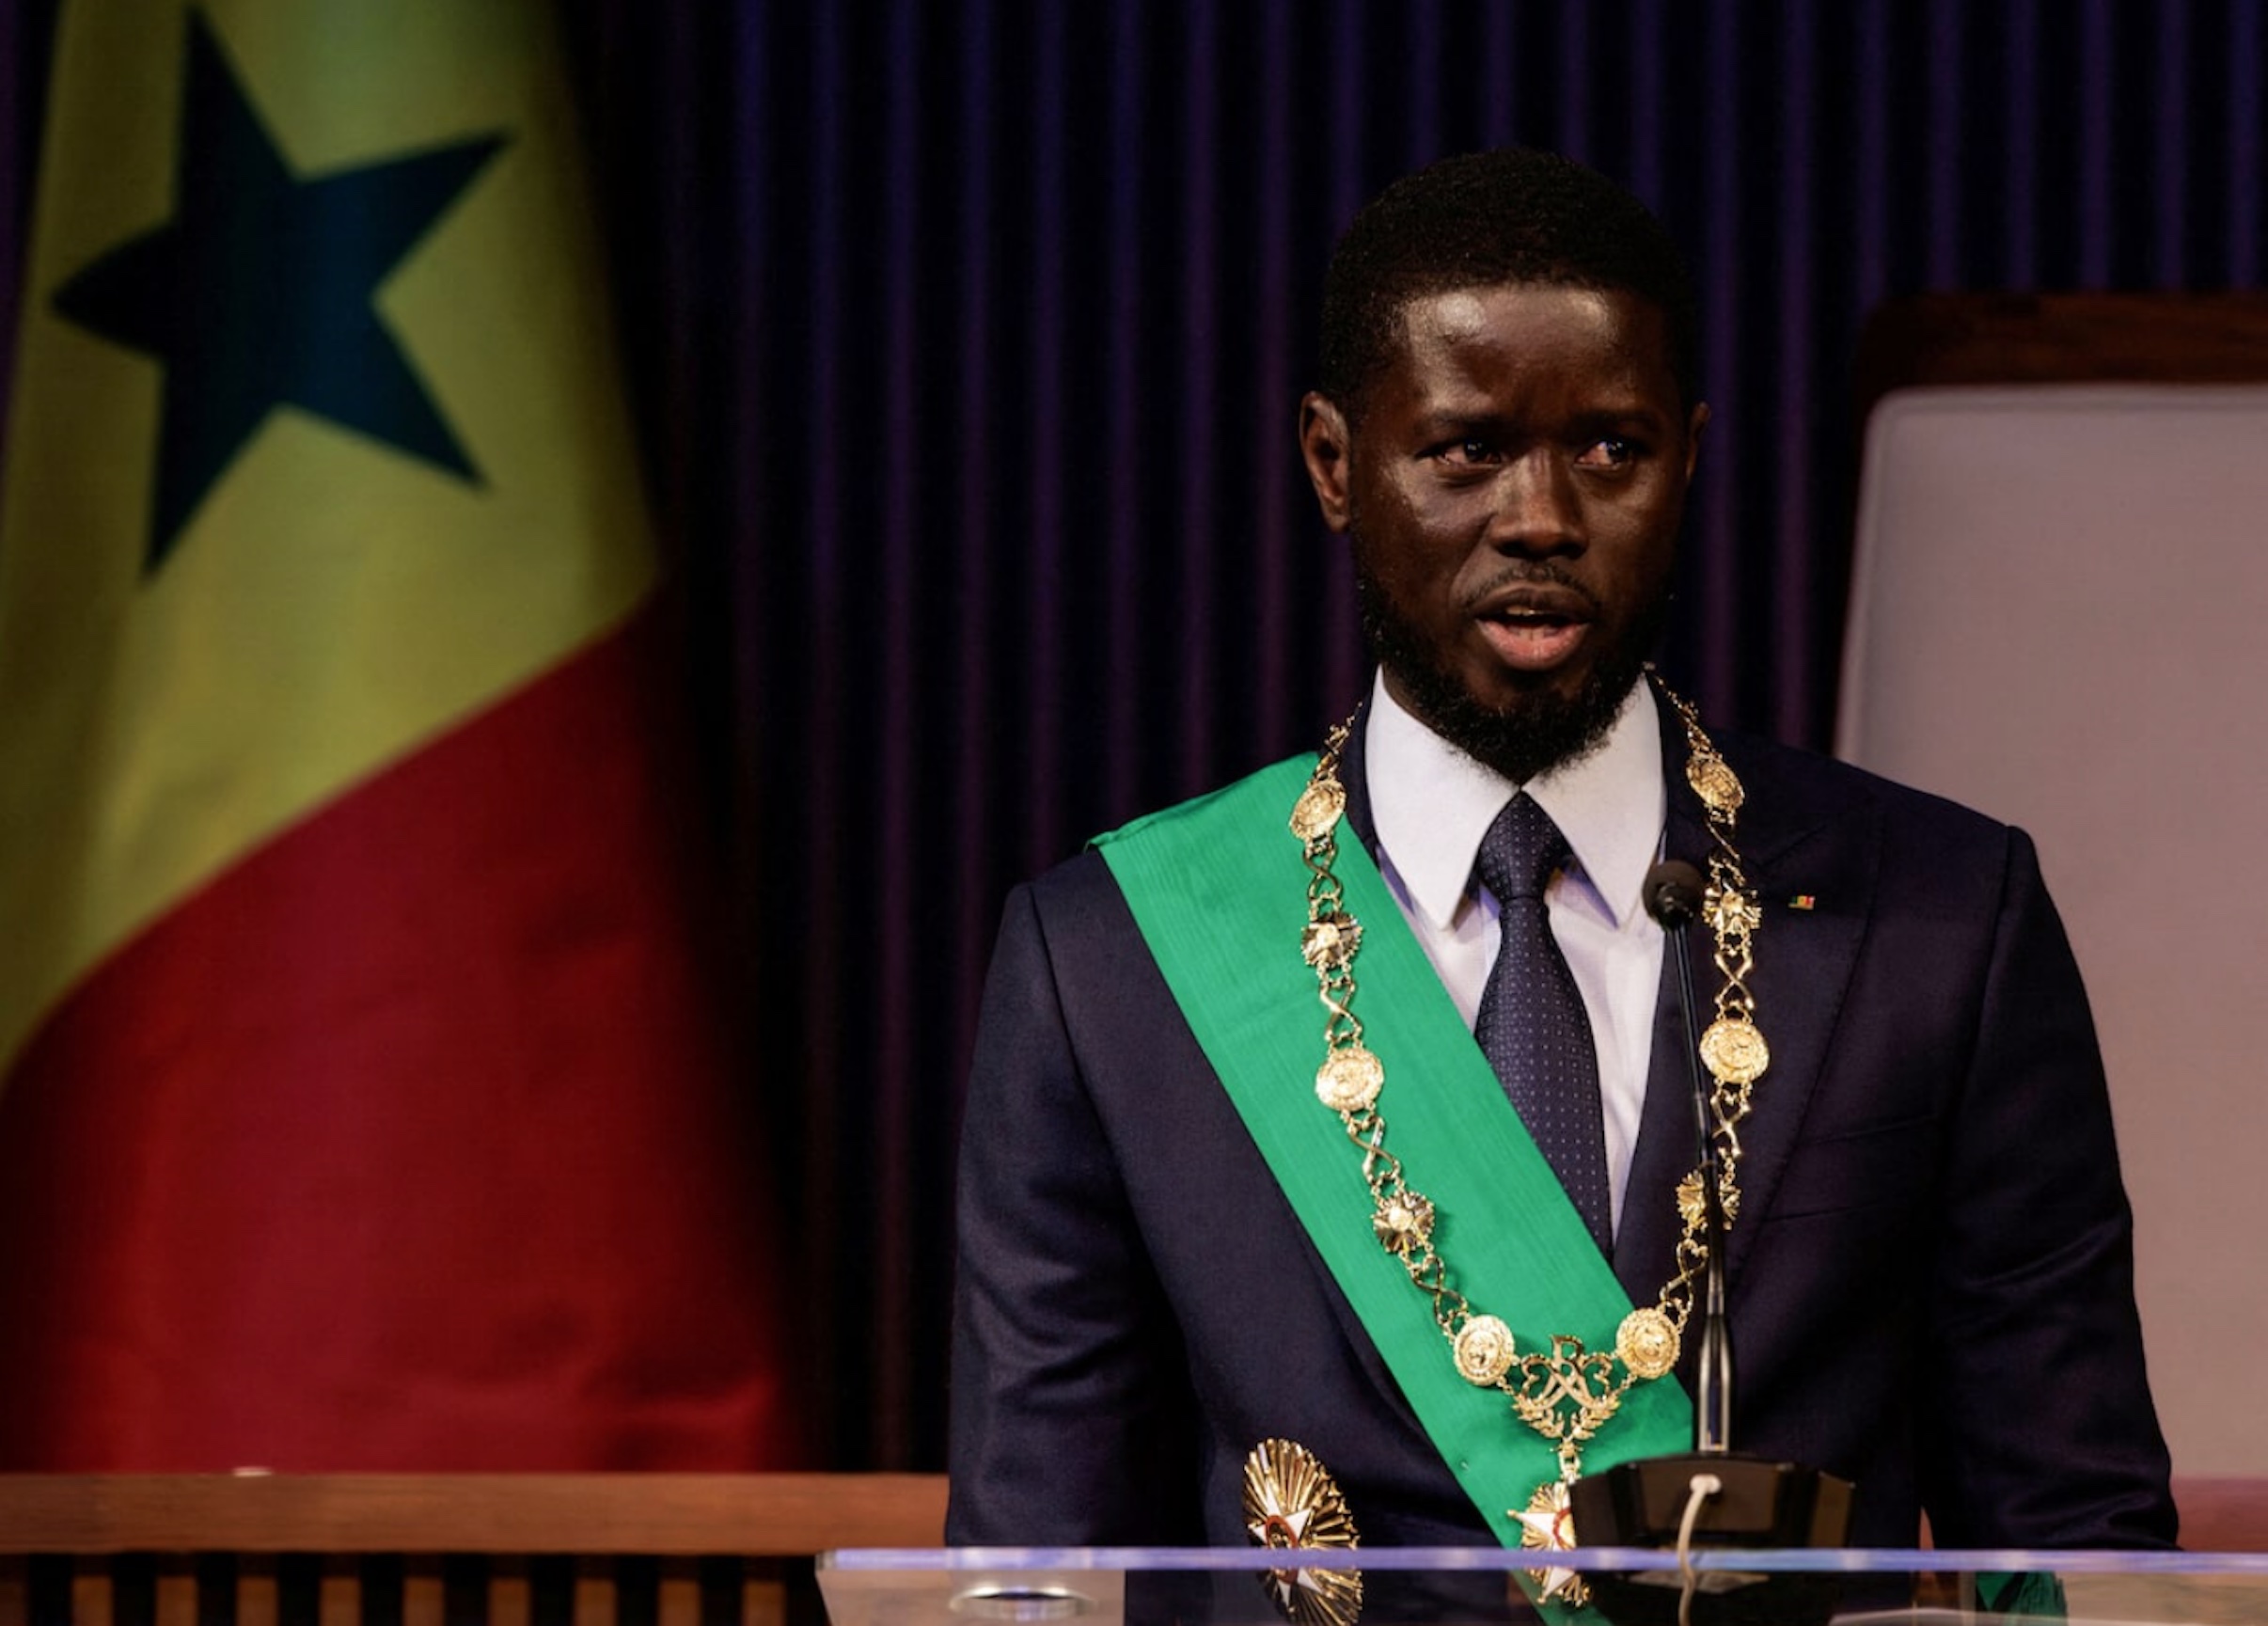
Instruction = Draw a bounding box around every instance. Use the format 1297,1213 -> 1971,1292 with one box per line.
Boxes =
1612,728 -> 1711,1302
1613,853 -> 1709,1302
1618,712 -> 1878,1299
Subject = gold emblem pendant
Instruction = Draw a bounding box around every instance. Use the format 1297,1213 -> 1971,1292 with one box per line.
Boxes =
1685,752 -> 1744,814
1315,1045 -> 1384,1113
1614,1306 -> 1680,1381
1699,1015 -> 1770,1085
1289,780 -> 1347,843
1243,1440 -> 1362,1626
1452,1315 -> 1517,1385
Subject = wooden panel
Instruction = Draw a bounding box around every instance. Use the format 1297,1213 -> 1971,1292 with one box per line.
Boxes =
491,1557 -> 532,1626
238,1558 -> 279,1626
656,1561 -> 701,1626
318,1556 -> 361,1626
2181,1478 -> 2268,1554
153,1559 -> 197,1626
741,1565 -> 785,1626
572,1557 -> 615,1626
0,1475 -> 948,1554
1854,292 -> 2268,427
402,1563 -> 445,1626
69,1567 -> 111,1626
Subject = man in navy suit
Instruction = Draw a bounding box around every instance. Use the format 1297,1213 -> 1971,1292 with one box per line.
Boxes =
946,149 -> 2175,1556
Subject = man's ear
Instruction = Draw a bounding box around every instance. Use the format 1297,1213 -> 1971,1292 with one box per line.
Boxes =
1299,392 -> 1356,534
1684,402 -> 1709,481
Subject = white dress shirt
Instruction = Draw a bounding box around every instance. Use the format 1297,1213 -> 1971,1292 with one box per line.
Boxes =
1363,671 -> 1667,1233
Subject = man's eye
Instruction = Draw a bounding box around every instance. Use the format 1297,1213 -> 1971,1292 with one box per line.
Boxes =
1575,436 -> 1639,468
1435,439 -> 1498,466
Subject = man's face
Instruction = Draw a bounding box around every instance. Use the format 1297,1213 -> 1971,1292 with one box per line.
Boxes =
1300,282 -> 1706,782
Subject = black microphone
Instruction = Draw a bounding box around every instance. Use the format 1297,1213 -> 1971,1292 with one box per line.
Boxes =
1567,860 -> 1853,1625
1641,859 -> 1706,931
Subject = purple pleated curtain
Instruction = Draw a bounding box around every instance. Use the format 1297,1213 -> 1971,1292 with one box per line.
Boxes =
4,0 -> 2262,1469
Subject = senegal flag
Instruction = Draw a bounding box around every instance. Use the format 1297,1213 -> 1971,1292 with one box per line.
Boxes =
0,1 -> 799,1467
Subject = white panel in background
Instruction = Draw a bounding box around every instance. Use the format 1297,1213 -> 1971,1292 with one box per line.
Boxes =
1839,384 -> 2268,1478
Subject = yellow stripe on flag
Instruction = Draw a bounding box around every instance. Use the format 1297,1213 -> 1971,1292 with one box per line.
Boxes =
0,0 -> 655,1075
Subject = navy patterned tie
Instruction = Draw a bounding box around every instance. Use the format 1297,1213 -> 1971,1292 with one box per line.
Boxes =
1473,794 -> 1614,1255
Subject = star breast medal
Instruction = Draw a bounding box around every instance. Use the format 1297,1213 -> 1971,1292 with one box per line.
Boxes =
1243,1439 -> 1362,1626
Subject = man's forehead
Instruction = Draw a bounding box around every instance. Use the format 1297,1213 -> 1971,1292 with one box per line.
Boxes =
1386,283 -> 1669,379
1356,278 -> 1690,415
1396,283 -> 1597,344
1394,282 -> 1626,345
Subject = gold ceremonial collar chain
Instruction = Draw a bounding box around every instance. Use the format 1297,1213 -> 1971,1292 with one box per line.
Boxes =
1288,671 -> 1770,1587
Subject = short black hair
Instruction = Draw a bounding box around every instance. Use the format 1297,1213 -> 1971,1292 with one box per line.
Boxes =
1316,148 -> 1700,418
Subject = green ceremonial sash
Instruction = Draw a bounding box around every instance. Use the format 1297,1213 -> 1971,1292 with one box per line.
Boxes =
1096,755 -> 1693,1541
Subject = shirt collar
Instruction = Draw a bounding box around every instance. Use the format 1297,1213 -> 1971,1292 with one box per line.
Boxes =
1363,671 -> 1667,930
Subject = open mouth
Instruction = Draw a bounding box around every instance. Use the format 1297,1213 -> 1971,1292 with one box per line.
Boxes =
1474,587 -> 1594,672
1480,611 -> 1589,671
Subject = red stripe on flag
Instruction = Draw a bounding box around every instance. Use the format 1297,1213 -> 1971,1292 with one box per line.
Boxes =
0,607 -> 803,1469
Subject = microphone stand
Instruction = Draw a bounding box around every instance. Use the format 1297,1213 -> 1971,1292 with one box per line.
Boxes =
1567,862 -> 1852,1625
1675,901 -> 1734,1459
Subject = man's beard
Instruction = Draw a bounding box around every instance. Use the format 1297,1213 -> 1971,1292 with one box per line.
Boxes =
1355,560 -> 1667,786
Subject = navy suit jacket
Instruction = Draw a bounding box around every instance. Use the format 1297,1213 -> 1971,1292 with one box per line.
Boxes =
947,719 -> 2176,1550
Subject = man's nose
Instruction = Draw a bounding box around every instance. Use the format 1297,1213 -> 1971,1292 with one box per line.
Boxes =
1486,450 -> 1586,555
